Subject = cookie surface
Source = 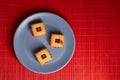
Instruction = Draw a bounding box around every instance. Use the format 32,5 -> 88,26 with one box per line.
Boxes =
35,48 -> 52,64
31,22 -> 46,37
50,34 -> 64,48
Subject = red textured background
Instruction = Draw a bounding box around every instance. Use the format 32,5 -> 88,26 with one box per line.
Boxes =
0,0 -> 120,80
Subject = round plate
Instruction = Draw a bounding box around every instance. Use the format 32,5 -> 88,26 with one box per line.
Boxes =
14,12 -> 75,74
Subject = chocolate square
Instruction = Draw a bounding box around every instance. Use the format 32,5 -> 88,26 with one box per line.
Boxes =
55,39 -> 60,43
36,27 -> 41,32
41,54 -> 47,59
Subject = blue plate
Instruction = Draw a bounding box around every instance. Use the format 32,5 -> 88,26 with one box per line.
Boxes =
14,12 -> 75,74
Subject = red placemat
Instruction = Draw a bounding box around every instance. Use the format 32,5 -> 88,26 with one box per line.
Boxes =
0,0 -> 120,80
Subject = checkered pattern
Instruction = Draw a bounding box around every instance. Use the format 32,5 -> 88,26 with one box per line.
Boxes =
0,0 -> 120,80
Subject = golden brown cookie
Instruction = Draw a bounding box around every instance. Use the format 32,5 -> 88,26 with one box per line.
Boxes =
31,22 -> 46,37
50,33 -> 64,48
35,48 -> 52,64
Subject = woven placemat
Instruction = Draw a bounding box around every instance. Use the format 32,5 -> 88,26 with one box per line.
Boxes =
0,0 -> 120,80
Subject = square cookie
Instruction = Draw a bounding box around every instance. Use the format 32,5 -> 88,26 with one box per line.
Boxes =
31,22 -> 46,37
35,48 -> 52,64
50,33 -> 64,48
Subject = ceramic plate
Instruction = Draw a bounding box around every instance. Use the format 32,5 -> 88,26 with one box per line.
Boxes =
14,12 -> 75,74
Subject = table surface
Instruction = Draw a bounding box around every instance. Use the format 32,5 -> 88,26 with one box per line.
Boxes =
0,0 -> 120,80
